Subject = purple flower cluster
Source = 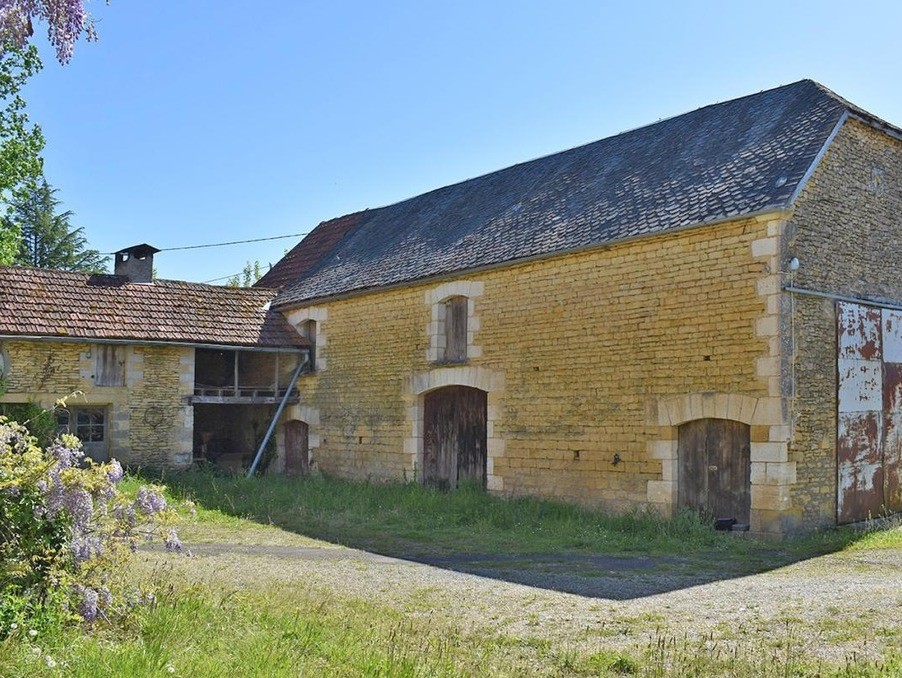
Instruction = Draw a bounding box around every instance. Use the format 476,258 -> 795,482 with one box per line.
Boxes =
0,422 -> 31,454
73,585 -> 99,623
0,0 -> 98,64
105,460 -> 124,484
70,532 -> 102,564
135,487 -> 167,515
47,439 -> 84,469
46,485 -> 93,528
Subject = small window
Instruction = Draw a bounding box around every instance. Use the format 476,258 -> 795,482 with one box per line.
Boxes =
443,296 -> 468,363
58,407 -> 106,442
299,320 -> 316,372
94,345 -> 125,387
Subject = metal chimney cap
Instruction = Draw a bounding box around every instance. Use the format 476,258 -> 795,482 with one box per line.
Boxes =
115,244 -> 161,258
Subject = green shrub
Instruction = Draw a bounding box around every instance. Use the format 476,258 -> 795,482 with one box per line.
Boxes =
0,416 -> 179,636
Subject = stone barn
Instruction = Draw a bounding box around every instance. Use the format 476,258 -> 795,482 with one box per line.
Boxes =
257,80 -> 902,535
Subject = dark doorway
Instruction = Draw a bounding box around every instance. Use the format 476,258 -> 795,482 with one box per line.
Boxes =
193,404 -> 275,472
678,418 -> 751,525
284,420 -> 309,476
423,386 -> 487,490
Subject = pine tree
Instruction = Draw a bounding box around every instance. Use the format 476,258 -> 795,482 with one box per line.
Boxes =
4,178 -> 107,272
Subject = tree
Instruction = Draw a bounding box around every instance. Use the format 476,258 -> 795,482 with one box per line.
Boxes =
227,260 -> 264,287
0,0 -> 100,65
0,44 -> 44,263
4,178 -> 107,272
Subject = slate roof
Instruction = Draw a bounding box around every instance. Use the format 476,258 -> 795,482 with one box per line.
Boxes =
0,266 -> 306,348
271,80 -> 897,308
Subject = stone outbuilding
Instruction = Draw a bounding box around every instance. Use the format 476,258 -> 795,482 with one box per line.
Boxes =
0,245 -> 310,472
259,80 -> 902,535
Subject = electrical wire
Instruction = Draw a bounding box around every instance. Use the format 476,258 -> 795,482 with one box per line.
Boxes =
102,231 -> 308,255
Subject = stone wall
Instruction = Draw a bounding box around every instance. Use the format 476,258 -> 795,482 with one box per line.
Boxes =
283,214 -> 786,523
785,119 -> 902,527
0,339 -> 194,467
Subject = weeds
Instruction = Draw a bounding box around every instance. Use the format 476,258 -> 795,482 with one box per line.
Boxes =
157,469 -> 784,559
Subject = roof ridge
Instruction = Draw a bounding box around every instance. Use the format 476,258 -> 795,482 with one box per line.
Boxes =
272,79 -> 872,307
305,81 -> 841,226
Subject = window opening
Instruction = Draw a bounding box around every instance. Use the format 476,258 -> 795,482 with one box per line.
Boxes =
58,407 -> 106,443
94,345 -> 125,386
443,296 -> 468,363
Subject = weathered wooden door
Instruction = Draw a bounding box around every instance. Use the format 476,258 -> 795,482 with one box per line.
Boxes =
423,386 -> 487,490
284,420 -> 309,475
678,418 -> 751,524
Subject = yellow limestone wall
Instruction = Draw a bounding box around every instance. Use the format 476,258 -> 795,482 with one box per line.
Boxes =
0,340 -> 194,467
284,214 -> 793,530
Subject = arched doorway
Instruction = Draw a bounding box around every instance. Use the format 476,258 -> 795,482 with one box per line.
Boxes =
284,420 -> 309,476
423,386 -> 487,490
678,418 -> 751,525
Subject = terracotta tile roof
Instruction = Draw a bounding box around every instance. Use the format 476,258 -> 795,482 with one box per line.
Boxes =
272,80 -> 898,308
0,266 -> 306,348
255,211 -> 367,289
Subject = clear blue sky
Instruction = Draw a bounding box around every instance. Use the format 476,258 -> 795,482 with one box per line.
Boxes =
22,1 -> 902,283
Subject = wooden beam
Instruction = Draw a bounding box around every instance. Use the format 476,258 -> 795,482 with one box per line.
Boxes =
189,395 -> 299,405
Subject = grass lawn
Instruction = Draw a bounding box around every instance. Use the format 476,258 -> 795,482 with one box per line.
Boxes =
1,470 -> 900,676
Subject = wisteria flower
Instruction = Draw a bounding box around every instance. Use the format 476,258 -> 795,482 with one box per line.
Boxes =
74,586 -> 99,622
105,460 -> 124,484
135,487 -> 167,514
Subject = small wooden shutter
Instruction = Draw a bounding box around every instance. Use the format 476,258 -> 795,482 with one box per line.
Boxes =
94,345 -> 125,386
443,297 -> 468,363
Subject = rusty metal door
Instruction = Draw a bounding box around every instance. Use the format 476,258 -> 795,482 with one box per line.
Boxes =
678,418 -> 751,524
284,420 -> 309,476
837,303 -> 902,522
423,386 -> 487,490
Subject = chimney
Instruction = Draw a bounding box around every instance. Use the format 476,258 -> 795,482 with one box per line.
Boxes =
113,244 -> 160,284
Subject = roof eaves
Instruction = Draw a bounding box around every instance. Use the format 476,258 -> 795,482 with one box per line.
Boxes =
0,333 -> 309,352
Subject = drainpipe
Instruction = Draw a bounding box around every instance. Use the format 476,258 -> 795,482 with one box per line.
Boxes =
246,353 -> 308,478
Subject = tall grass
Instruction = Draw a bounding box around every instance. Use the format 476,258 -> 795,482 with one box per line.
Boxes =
0,577 -> 559,677
153,469 -> 866,560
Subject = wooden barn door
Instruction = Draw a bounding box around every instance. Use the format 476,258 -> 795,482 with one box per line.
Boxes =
423,386 -> 487,490
678,418 -> 751,524
284,420 -> 309,475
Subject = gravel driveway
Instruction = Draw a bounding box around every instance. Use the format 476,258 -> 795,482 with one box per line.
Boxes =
150,525 -> 902,665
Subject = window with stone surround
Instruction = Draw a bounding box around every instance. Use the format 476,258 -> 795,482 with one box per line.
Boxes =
284,306 -> 327,373
426,281 -> 483,364
94,344 -> 125,386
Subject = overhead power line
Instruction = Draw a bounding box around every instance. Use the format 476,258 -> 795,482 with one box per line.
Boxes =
203,271 -> 246,284
102,231 -> 308,255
